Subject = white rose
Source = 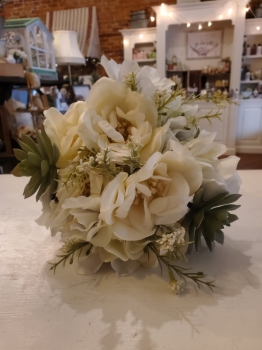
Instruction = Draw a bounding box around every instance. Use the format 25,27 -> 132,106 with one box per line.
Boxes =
185,130 -> 241,199
101,55 -> 174,98
75,241 -> 158,277
77,77 -> 166,163
99,141 -> 202,241
44,101 -> 86,168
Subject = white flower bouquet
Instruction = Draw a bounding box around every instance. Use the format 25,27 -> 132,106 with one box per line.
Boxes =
12,56 -> 241,292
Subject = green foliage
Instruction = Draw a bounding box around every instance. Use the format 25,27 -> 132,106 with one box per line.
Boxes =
11,129 -> 59,201
148,243 -> 215,291
49,239 -> 92,273
182,188 -> 241,253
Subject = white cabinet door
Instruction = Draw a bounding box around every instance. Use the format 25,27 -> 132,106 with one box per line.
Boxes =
237,101 -> 262,153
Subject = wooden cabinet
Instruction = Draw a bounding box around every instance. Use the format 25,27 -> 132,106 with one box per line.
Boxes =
236,99 -> 262,153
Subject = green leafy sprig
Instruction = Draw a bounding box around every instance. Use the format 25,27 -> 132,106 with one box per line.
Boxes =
49,239 -> 92,273
148,243 -> 215,291
182,188 -> 241,253
12,129 -> 59,201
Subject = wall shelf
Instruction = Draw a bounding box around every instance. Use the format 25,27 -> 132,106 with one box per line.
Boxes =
240,80 -> 261,83
134,58 -> 156,63
243,55 -> 262,59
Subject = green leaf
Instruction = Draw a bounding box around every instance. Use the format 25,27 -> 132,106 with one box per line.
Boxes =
21,134 -> 41,157
11,161 -> 38,177
11,163 -> 27,177
213,194 -> 242,206
49,168 -> 58,194
28,152 -> 42,167
193,187 -> 204,207
41,160 -> 50,177
41,128 -> 53,164
52,143 -> 60,165
195,227 -> 202,252
215,230 -> 224,244
13,148 -> 27,161
18,140 -> 35,154
36,175 -> 50,201
227,213 -> 239,223
204,214 -> 224,231
23,171 -> 42,198
208,209 -> 228,221
181,210 -> 194,230
202,192 -> 229,210
35,129 -> 49,160
187,222 -> 195,254
201,222 -> 214,252
194,210 -> 204,228
216,204 -> 241,211
201,217 -> 216,242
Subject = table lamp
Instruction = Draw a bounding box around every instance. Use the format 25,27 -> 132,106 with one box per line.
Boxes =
53,30 -> 85,84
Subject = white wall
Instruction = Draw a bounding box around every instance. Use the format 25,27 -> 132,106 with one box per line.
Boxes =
166,20 -> 234,70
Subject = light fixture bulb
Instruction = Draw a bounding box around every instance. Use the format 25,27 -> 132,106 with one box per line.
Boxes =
198,24 -> 202,30
139,34 -> 144,39
219,14 -> 223,19
187,23 -> 191,28
208,21 -> 212,26
160,3 -> 167,16
245,7 -> 249,12
150,16 -> 155,22
123,39 -> 128,45
257,26 -> 260,31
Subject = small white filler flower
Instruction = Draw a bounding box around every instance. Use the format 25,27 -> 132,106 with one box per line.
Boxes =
156,227 -> 186,256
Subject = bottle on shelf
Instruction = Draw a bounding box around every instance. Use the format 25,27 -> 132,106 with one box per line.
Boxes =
243,41 -> 247,56
257,43 -> 262,55
251,44 -> 257,55
246,44 -> 251,56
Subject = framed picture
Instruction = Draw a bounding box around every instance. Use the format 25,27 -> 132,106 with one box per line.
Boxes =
187,30 -> 222,59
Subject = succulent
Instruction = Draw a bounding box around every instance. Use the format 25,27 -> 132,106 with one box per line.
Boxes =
182,188 -> 241,253
12,128 -> 59,201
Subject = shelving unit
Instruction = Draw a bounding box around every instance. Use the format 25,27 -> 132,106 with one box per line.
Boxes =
120,27 -> 156,66
236,18 -> 262,154
134,58 -> 156,63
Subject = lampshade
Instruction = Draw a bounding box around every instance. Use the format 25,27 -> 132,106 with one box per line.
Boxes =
53,30 -> 85,65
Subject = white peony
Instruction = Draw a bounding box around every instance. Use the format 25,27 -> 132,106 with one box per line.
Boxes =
99,140 -> 202,241
44,102 -> 86,168
101,55 -> 174,98
77,77 -> 168,163
185,130 -> 241,199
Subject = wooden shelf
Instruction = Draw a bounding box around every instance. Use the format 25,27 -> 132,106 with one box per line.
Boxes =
241,80 -> 261,83
134,58 -> 156,63
243,55 -> 262,59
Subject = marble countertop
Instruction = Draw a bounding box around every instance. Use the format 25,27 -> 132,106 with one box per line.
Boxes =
1,170 -> 262,350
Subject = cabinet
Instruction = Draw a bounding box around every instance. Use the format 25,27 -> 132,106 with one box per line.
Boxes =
120,28 -> 156,66
240,19 -> 262,98
236,99 -> 262,153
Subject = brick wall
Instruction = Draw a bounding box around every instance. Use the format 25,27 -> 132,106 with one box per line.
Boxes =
2,0 -> 176,63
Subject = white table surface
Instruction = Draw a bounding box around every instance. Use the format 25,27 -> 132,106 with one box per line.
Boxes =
1,170 -> 262,350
